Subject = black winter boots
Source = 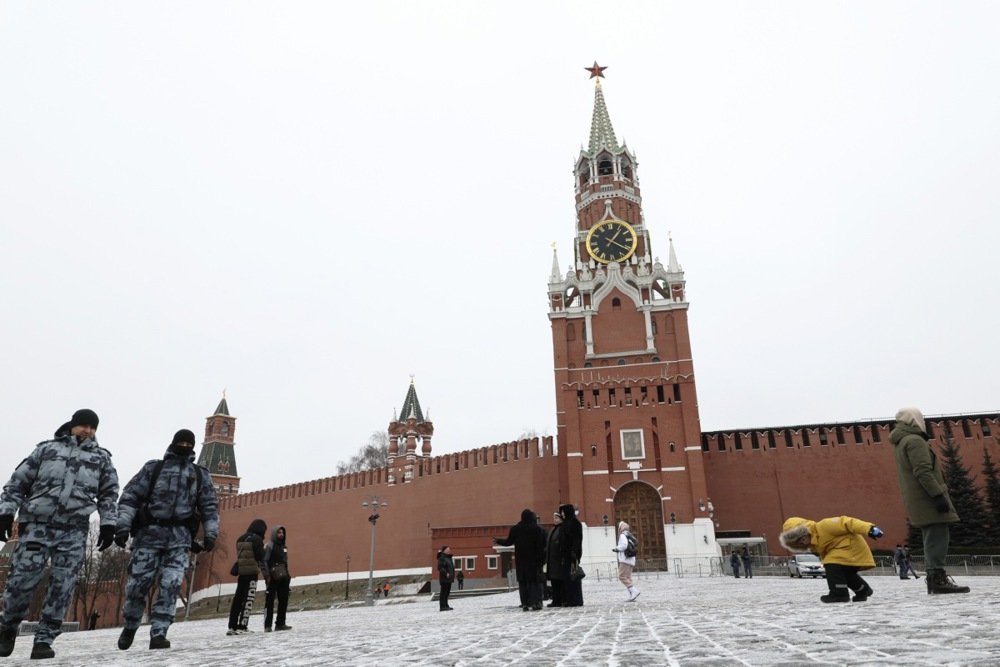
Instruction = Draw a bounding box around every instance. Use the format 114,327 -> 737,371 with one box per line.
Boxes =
926,569 -> 970,594
852,583 -> 874,602
117,627 -> 136,650
149,635 -> 171,649
0,626 -> 16,657
29,643 -> 55,659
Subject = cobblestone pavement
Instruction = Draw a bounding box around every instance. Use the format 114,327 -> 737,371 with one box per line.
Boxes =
9,573 -> 1000,666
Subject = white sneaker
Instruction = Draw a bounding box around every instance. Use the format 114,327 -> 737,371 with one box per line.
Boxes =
628,590 -> 641,602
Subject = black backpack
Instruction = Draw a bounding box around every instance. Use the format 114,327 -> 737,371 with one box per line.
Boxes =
623,532 -> 638,558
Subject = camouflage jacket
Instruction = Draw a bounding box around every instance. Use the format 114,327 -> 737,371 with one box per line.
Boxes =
117,447 -> 220,550
0,434 -> 119,527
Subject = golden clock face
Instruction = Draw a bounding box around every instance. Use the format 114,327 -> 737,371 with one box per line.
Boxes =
585,220 -> 637,263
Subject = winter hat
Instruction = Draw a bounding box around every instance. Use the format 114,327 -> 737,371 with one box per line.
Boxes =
552,511 -> 561,521
895,407 -> 926,434
248,519 -> 267,538
171,429 -> 196,447
69,409 -> 99,430
558,504 -> 576,521
779,517 -> 813,552
618,521 -> 630,533
521,509 -> 535,523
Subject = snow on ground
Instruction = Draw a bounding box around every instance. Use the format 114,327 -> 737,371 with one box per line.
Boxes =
10,572 -> 1000,666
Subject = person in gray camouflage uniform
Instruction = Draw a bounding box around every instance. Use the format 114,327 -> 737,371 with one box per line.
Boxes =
115,429 -> 219,651
0,409 -> 119,661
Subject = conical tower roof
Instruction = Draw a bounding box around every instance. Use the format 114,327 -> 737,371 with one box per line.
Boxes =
587,79 -> 620,154
214,395 -> 230,416
398,378 -> 425,422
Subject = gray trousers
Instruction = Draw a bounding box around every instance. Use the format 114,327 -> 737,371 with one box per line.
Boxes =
122,546 -> 189,638
921,523 -> 951,570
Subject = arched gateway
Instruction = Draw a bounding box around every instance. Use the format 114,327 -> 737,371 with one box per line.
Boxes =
613,482 -> 665,563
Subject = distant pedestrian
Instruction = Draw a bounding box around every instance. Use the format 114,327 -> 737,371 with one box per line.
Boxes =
741,546 -> 753,578
495,509 -> 547,611
780,515 -> 883,603
382,582 -> 390,598
894,544 -> 910,579
437,546 -> 455,611
730,552 -> 741,578
115,429 -> 219,651
612,521 -> 640,601
546,511 -> 564,607
456,570 -> 464,590
903,546 -> 919,579
557,504 -> 584,607
228,519 -> 268,634
88,610 -> 100,631
0,409 -> 119,661
891,407 -> 969,594
263,525 -> 292,632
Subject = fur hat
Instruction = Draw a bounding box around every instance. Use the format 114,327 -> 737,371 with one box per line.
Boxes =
779,518 -> 813,552
895,407 -> 926,433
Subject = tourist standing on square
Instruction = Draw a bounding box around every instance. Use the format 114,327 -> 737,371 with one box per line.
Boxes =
741,545 -> 753,578
558,504 -> 584,607
228,519 -> 268,634
437,546 -> 455,611
263,525 -> 292,632
494,509 -> 547,611
890,407 -> 969,594
729,551 -> 741,578
0,409 -> 119,660
545,511 -> 565,607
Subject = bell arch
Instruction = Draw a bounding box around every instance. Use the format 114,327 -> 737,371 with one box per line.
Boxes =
613,481 -> 665,563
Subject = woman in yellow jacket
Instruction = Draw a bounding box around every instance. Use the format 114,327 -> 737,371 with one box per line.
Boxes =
780,515 -> 884,603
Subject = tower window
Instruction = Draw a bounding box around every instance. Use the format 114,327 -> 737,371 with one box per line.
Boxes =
617,359 -> 626,366
656,385 -> 665,403
672,384 -> 682,402
591,445 -> 597,457
598,159 -> 613,176
622,161 -> 633,179
612,297 -> 621,311
577,390 -> 584,407
651,318 -> 658,334
608,388 -> 616,404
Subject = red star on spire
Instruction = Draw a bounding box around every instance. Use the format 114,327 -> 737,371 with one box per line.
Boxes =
585,61 -> 608,79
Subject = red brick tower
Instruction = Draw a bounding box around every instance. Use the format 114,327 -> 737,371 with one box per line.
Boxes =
547,66 -> 714,562
387,378 -> 434,485
197,394 -> 241,497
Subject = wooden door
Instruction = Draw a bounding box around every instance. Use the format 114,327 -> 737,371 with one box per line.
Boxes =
613,482 -> 665,564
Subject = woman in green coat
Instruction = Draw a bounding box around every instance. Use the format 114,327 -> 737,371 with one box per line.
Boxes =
890,407 -> 969,594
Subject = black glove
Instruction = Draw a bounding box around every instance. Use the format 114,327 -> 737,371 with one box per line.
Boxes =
190,540 -> 204,554
933,495 -> 950,513
0,515 -> 13,542
97,525 -> 115,551
203,536 -> 215,552
114,529 -> 130,548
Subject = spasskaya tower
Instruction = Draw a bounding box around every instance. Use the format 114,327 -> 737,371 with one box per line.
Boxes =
547,64 -> 715,561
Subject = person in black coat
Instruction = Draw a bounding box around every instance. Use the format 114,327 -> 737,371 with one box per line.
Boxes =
546,511 -> 565,607
437,546 -> 455,611
495,509 -> 548,611
227,519 -> 267,635
557,504 -> 584,607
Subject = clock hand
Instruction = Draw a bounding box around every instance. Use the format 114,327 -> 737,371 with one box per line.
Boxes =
608,238 -> 633,251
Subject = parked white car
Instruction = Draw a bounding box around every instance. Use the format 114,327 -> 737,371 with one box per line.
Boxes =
788,553 -> 825,578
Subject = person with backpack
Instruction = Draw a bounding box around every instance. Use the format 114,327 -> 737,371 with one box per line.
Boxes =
612,521 -> 640,602
115,429 -> 219,650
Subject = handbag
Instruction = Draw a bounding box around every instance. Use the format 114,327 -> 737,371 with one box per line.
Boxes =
270,562 -> 290,583
230,562 -> 239,577
570,563 -> 586,580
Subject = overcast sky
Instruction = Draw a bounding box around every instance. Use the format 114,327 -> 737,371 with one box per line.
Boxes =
2,2 -> 998,494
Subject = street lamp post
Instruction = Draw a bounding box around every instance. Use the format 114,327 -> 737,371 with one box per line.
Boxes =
362,496 -> 388,607
345,555 -> 351,600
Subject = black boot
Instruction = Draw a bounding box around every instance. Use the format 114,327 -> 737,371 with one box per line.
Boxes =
117,628 -> 136,651
29,643 -> 54,660
852,583 -> 874,602
149,635 -> 171,650
927,569 -> 970,594
0,626 -> 16,658
820,591 -> 850,603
